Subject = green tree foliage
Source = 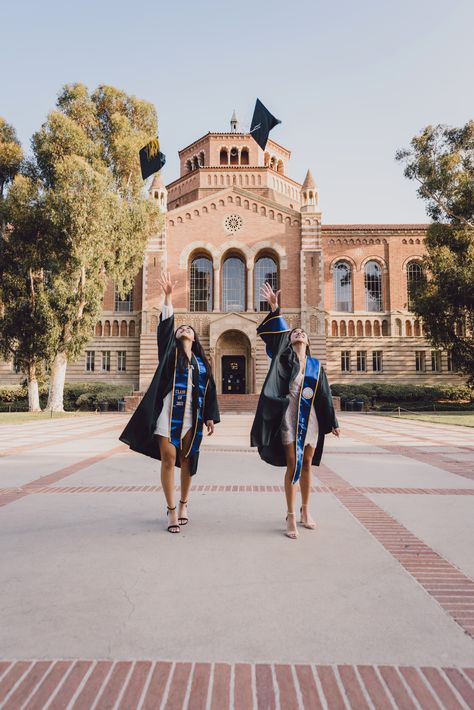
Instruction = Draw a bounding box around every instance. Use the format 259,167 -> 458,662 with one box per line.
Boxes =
29,83 -> 162,410
0,175 -> 58,410
396,122 -> 474,383
0,119 -> 23,202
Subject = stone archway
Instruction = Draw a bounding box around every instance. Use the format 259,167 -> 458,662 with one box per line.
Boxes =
215,330 -> 252,394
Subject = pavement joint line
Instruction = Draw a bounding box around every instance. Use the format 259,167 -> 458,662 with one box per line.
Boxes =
0,445 -> 127,509
0,662 -> 473,709
341,426 -> 474,481
0,422 -> 124,459
361,413 -> 474,437
317,463 -> 474,640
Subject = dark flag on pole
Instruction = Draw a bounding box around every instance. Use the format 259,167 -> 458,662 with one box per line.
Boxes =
139,138 -> 166,180
249,99 -> 281,151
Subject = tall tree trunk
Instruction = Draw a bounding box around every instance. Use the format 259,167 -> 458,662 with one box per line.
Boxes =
46,351 -> 68,412
27,362 -> 41,412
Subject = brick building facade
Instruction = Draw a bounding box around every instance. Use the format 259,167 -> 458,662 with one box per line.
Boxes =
0,117 -> 463,393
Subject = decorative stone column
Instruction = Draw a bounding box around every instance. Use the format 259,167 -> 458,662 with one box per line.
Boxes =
214,267 -> 220,312
247,264 -> 253,312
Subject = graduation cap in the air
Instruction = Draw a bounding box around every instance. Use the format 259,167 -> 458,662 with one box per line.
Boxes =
249,99 -> 281,151
139,137 -> 166,180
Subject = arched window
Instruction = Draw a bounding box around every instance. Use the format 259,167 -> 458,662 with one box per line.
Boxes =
112,320 -> 119,336
230,147 -> 239,165
365,320 -> 372,337
406,261 -> 423,309
186,159 -> 192,172
382,320 -> 389,336
199,151 -> 205,167
95,322 -> 102,337
364,261 -> 383,311
190,256 -> 213,312
331,321 -> 338,337
254,256 -> 278,311
219,148 -> 228,165
348,321 -> 355,336
374,321 -> 381,337
414,320 -> 421,337
129,320 -> 135,337
120,320 -> 127,337
340,321 -> 347,336
356,320 -> 363,337
241,148 -> 249,165
395,319 -> 402,336
333,261 -> 353,312
222,256 -> 245,312
406,320 -> 412,337
104,320 -> 111,337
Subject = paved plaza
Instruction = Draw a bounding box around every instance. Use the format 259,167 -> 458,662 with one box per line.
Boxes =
0,412 -> 473,708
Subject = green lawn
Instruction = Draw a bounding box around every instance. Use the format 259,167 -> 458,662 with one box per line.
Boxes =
0,411 -> 105,425
371,411 -> 474,427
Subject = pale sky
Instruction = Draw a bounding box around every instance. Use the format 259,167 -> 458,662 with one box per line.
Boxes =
3,0 -> 473,223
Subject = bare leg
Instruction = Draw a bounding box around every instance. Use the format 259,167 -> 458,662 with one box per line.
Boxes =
300,445 -> 316,529
283,443 -> 298,538
178,429 -> 194,523
158,436 -> 179,530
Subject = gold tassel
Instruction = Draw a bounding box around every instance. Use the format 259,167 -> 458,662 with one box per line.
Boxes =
146,138 -> 160,159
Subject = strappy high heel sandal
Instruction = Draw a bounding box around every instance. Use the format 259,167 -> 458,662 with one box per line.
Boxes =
167,506 -> 180,534
285,512 -> 298,539
300,504 -> 316,530
178,499 -> 188,526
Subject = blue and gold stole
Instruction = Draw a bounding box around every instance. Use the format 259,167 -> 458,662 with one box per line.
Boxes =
169,351 -> 208,456
292,357 -> 321,484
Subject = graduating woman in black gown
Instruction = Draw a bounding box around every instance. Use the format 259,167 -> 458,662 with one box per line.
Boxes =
251,283 -> 340,539
119,273 -> 220,533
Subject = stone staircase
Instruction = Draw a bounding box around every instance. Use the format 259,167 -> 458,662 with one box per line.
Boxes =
124,391 -> 259,414
217,394 -> 259,414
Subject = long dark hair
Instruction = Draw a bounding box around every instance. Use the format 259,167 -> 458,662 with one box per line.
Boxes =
175,326 -> 212,374
289,327 -> 311,356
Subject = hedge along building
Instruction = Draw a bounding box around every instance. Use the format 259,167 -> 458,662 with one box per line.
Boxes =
0,114 -> 464,393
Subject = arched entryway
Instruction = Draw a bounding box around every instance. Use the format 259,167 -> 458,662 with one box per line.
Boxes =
215,330 -> 252,394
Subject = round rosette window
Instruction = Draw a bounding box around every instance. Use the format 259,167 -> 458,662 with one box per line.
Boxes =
224,214 -> 243,233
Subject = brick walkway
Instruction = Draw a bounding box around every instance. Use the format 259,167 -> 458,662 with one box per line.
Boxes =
1,660 -> 473,709
0,413 -> 473,709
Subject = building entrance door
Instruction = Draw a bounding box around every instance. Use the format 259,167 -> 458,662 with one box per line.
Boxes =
221,356 -> 246,394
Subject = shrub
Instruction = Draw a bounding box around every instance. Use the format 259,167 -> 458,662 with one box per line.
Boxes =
331,382 -> 472,404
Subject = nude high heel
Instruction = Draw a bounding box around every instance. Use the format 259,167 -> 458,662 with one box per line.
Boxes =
300,504 -> 316,529
285,512 -> 299,539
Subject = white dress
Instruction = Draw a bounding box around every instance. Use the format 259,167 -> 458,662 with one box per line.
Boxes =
154,304 -> 194,439
280,369 -> 319,448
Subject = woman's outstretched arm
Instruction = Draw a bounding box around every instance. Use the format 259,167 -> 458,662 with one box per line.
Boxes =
157,271 -> 177,360
256,282 -> 290,358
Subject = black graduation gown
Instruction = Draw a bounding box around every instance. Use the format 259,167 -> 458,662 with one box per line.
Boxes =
119,311 -> 220,475
250,308 -> 339,467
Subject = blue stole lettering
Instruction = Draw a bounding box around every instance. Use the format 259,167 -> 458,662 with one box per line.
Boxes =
169,351 -> 208,456
292,357 -> 321,484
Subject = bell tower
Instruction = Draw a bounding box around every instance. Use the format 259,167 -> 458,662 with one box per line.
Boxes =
299,169 -> 326,363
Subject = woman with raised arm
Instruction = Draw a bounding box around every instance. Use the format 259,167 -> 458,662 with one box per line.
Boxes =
120,272 -> 220,533
251,282 -> 340,539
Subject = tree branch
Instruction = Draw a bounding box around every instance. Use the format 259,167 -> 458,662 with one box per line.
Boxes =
414,176 -> 474,230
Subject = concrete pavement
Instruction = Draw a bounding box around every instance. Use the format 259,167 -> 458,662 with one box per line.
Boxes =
0,412 -> 473,708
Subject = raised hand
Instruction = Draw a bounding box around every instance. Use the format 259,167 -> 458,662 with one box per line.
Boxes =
159,271 -> 174,295
260,281 -> 281,312
159,271 -> 177,304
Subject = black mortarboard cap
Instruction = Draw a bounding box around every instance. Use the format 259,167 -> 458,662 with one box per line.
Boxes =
249,99 -> 281,151
139,137 -> 166,180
